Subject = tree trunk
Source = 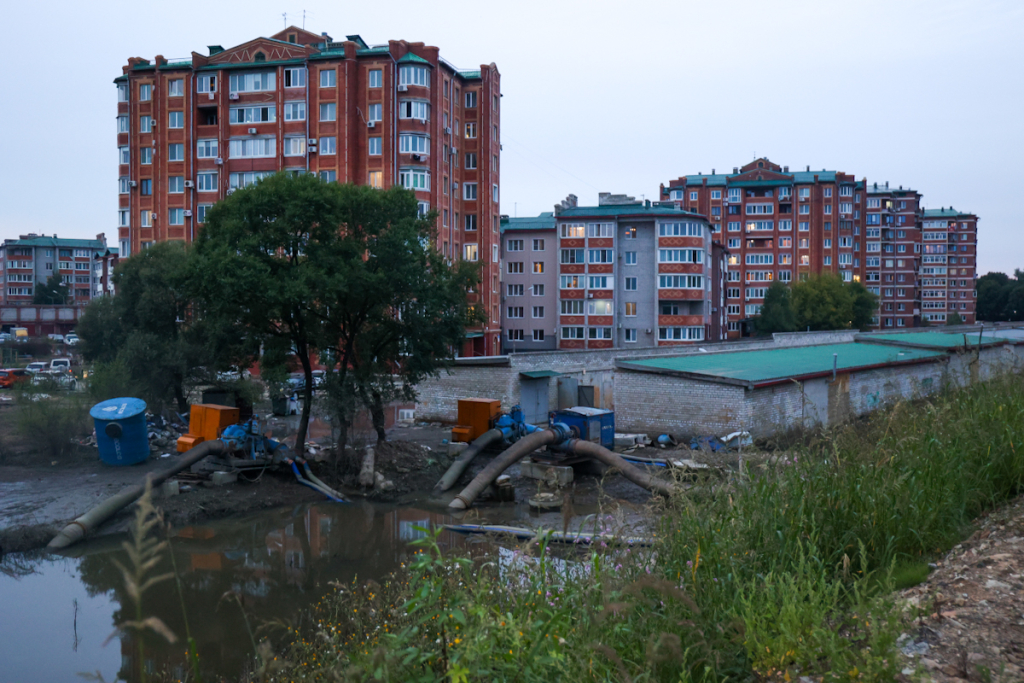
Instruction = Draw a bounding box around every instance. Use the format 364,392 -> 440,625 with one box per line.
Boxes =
172,374 -> 188,415
295,348 -> 314,457
370,389 -> 387,445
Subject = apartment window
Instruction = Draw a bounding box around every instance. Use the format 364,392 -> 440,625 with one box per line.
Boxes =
116,115 -> 129,134
727,221 -> 740,232
533,284 -> 545,297
229,71 -> 275,93
283,67 -> 306,88
399,168 -> 429,189
399,65 -> 429,87
559,275 -> 583,289
588,276 -> 610,289
140,179 -> 152,195
588,223 -> 614,237
369,69 -> 382,87
319,137 -> 336,154
624,302 -> 637,317
799,221 -> 809,231
660,249 -> 704,264
532,239 -> 545,251
118,209 -> 129,227
462,214 -> 478,232
229,138 -> 275,158
589,249 -> 613,264
229,171 -> 274,189
118,146 -> 131,165
117,82 -> 129,102
167,208 -> 184,225
493,184 -> 499,202
624,251 -> 637,265
823,256 -> 832,266
168,176 -> 184,193
588,327 -> 612,340
463,183 -> 477,200
658,274 -> 703,289
230,105 -> 276,124
399,100 -> 430,120
368,171 -> 382,188
197,172 -> 217,192
727,238 -> 740,249
139,209 -> 152,227
139,83 -> 152,101
118,176 -> 130,194
280,102 -> 306,122
507,284 -> 523,297
465,152 -> 477,169
560,249 -> 584,264
465,122 -> 477,139
659,327 -> 704,341
167,144 -> 183,161
463,90 -> 478,108
506,239 -> 523,252
532,329 -> 545,342
507,261 -> 524,274
532,306 -> 545,318
659,222 -> 702,237
283,137 -> 306,156
463,243 -> 479,261
196,139 -> 218,158
197,74 -> 216,93
320,69 -> 336,87
561,327 -> 585,340
139,115 -> 153,133
507,306 -> 524,319
507,329 -> 524,342
316,102 -> 337,122
624,277 -> 637,291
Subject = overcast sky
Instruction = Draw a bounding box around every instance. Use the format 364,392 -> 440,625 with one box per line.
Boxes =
1,0 -> 1020,273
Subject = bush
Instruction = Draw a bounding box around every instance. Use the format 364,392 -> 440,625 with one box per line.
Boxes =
16,389 -> 91,460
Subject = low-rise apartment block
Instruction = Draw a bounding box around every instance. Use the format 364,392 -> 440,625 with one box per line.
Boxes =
1,234 -> 110,305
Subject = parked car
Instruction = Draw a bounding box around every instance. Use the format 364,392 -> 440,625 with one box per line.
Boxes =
0,369 -> 30,389
11,328 -> 28,343
64,334 -> 79,346
25,362 -> 48,374
50,358 -> 72,372
0,333 -> 11,343
287,370 -> 326,392
31,370 -> 78,391
47,334 -> 65,343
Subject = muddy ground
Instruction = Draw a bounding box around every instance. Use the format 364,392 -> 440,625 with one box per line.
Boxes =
0,402 -> 726,555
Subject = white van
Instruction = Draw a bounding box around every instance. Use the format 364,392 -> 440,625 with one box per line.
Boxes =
50,358 -> 72,372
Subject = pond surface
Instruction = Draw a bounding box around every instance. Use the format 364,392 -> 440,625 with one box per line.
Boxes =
0,499 -> 606,683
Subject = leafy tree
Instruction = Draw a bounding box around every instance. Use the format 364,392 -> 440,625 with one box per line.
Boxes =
945,311 -> 964,326
789,274 -> 878,332
976,272 -> 1010,321
754,280 -> 797,334
33,273 -> 69,305
77,242 -> 247,412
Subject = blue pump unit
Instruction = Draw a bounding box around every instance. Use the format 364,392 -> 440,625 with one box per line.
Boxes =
550,407 -> 615,450
220,416 -> 287,460
493,404 -> 541,444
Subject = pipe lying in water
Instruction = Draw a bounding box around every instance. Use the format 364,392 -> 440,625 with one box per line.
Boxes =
434,428 -> 503,493
449,428 -> 676,510
48,440 -> 226,550
289,461 -> 345,503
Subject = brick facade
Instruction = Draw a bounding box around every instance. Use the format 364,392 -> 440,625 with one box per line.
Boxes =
116,27 -> 502,355
1,234 -> 110,306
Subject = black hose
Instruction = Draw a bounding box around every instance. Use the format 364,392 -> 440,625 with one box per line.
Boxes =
449,430 -> 556,509
434,428 -> 503,493
570,440 -> 675,498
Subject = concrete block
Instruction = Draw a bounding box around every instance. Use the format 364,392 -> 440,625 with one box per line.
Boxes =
210,471 -> 237,486
520,458 -> 573,487
160,480 -> 180,497
448,441 -> 469,458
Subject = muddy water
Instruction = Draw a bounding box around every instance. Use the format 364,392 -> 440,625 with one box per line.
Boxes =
0,499 -> 605,683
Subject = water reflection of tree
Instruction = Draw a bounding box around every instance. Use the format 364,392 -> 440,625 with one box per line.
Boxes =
74,503 -> 457,682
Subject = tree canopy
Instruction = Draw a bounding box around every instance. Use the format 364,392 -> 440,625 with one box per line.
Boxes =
753,274 -> 878,334
33,273 -> 69,305
977,271 -> 1024,322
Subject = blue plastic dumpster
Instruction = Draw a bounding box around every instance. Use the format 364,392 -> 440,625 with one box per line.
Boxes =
90,397 -> 149,466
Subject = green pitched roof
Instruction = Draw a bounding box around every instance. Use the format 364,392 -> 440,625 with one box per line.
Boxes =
557,204 -> 707,220
459,70 -> 482,79
922,208 -> 975,219
397,52 -> 432,65
356,45 -> 391,56
618,342 -> 946,387
501,212 -> 556,233
4,236 -> 106,251
857,331 -> 1009,350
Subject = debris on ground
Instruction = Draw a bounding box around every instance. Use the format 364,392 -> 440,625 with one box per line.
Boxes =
898,494 -> 1024,682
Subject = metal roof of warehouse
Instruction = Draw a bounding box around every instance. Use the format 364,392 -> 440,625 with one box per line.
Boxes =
856,331 -> 1022,350
617,342 -> 946,388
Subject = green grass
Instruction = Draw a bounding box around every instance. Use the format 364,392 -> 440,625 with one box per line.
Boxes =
277,372 -> 1024,682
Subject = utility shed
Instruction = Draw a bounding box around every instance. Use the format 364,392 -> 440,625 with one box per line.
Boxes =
614,342 -> 948,436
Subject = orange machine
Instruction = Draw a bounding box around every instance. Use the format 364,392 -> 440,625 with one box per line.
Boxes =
452,398 -> 501,442
176,404 -> 241,452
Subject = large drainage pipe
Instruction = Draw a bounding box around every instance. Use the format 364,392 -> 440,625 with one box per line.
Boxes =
434,428 -> 503,494
48,440 -> 226,550
449,431 -> 676,510
449,430 -> 558,509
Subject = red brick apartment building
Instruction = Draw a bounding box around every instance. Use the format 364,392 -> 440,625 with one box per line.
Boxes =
661,158 -> 980,335
115,27 -> 502,355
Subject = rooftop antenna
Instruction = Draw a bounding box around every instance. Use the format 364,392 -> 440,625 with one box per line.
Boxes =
282,12 -> 287,28
303,9 -> 307,29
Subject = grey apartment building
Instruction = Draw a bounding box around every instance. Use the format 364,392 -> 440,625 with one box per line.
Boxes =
500,193 -> 728,353
1,234 -> 111,306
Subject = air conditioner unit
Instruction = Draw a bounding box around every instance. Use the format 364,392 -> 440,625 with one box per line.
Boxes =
411,154 -> 422,161
208,92 -> 215,100
183,210 -> 192,217
215,157 -> 223,165
183,180 -> 194,188
248,127 -> 258,135
226,188 -> 236,195
367,121 -> 376,128
229,93 -> 239,100
308,138 -> 317,145
397,85 -> 408,92
308,146 -> 317,153
645,328 -> 653,334
128,180 -> 138,187
445,127 -> 452,135
617,323 -> 622,329
586,292 -> 594,299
